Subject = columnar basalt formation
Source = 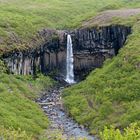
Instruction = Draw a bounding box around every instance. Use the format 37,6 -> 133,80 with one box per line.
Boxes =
72,25 -> 131,79
3,29 -> 67,76
3,25 -> 131,80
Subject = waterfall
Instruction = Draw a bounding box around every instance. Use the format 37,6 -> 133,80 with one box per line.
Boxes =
65,34 -> 75,84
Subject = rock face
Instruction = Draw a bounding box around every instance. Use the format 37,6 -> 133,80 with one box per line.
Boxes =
72,25 -> 131,79
3,29 -> 67,77
3,25 -> 131,80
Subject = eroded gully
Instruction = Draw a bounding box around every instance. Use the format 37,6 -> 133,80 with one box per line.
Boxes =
37,86 -> 95,140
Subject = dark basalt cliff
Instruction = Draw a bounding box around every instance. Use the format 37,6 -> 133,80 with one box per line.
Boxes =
72,25 -> 131,79
3,25 -> 131,80
3,29 -> 67,76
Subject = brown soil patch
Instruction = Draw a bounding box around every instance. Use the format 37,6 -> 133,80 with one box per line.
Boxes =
82,8 -> 140,27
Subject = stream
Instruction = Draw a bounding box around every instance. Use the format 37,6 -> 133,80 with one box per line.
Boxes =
38,86 -> 95,140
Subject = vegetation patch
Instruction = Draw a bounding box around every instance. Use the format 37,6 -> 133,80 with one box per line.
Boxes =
100,123 -> 140,140
0,62 -> 54,139
0,127 -> 32,140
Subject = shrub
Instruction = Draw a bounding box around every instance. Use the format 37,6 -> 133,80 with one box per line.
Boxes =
100,123 -> 140,140
0,127 -> 32,140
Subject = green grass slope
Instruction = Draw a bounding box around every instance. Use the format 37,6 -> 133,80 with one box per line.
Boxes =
0,61 -> 54,139
63,20 -> 140,138
0,0 -> 140,54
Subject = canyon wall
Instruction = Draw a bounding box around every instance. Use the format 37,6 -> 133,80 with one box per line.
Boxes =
3,25 -> 131,80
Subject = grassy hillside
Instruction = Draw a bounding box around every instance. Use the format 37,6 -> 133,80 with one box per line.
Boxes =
0,61 -> 54,139
0,0 -> 140,54
63,20 -> 140,139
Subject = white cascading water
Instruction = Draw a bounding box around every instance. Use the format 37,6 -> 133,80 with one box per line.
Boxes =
65,34 -> 75,84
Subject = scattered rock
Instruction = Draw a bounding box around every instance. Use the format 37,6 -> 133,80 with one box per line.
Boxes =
38,87 -> 95,140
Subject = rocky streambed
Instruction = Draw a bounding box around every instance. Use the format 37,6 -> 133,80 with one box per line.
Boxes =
38,86 -> 95,140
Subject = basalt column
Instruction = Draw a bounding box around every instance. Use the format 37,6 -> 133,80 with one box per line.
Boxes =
72,25 -> 131,80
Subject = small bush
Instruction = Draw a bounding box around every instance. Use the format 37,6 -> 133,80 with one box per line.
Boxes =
100,123 -> 140,140
0,127 -> 32,140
